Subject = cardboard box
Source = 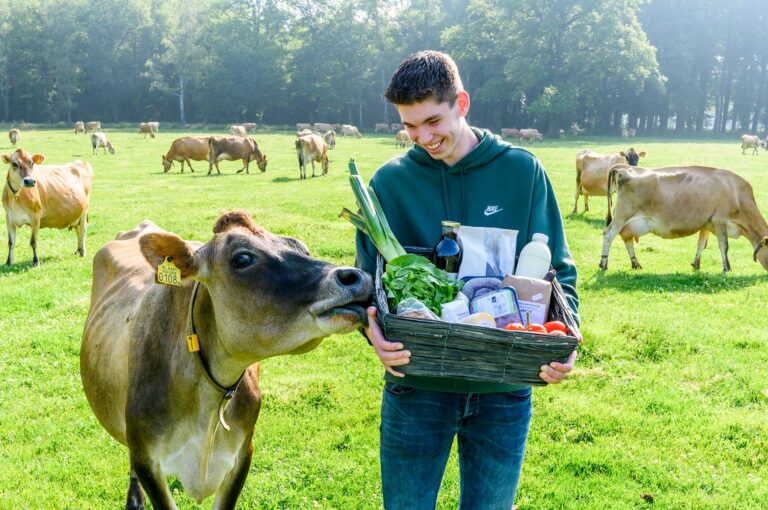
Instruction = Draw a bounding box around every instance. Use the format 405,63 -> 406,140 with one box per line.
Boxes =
501,275 -> 551,325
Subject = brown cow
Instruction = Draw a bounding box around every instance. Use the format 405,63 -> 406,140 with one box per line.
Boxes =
313,122 -> 334,133
323,130 -> 336,150
573,148 -> 646,213
208,137 -> 267,175
229,125 -> 247,137
741,134 -> 760,155
85,121 -> 101,132
147,121 -> 159,133
138,123 -> 155,139
374,123 -> 390,133
162,136 -> 210,173
600,165 -> 768,272
501,128 -> 519,139
339,124 -> 362,138
519,128 -> 543,143
242,122 -> 257,133
390,123 -> 403,132
9,128 -> 20,148
395,129 -> 411,148
2,149 -> 92,266
296,133 -> 329,179
80,210 -> 372,510
91,132 -> 116,155
74,121 -> 85,134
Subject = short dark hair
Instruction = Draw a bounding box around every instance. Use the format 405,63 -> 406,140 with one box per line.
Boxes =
384,50 -> 463,106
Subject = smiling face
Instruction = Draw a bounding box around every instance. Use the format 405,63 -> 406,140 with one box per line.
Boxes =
397,92 -> 478,167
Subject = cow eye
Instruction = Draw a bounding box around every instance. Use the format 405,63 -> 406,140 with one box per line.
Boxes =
11,162 -> 18,168
231,252 -> 255,269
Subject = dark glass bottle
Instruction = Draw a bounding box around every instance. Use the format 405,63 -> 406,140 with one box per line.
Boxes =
432,221 -> 462,278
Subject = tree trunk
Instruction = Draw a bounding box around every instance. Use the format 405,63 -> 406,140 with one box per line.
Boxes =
179,74 -> 186,126
751,61 -> 766,133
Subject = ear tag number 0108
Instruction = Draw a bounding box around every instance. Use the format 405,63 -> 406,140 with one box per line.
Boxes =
157,256 -> 182,286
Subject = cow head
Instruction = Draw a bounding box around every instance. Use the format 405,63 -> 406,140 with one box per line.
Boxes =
139,210 -> 371,360
620,148 -> 646,166
248,138 -> 268,172
161,155 -> 174,172
2,149 -> 45,191
107,142 -> 116,155
754,237 -> 768,270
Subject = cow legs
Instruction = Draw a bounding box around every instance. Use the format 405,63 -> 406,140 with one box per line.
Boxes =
131,456 -> 178,510
185,158 -> 195,173
691,230 -> 709,270
5,220 -> 15,266
311,160 -> 316,178
583,194 -> 590,212
125,469 -> 146,510
30,217 -> 40,266
622,234 -> 642,269
75,209 -> 88,257
715,229 -> 731,272
211,443 -> 254,510
599,222 -> 622,270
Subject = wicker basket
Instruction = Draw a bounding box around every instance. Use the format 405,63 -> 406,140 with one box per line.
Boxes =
375,252 -> 579,386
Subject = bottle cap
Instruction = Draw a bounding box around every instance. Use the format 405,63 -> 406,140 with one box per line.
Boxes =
532,233 -> 549,243
441,220 -> 461,228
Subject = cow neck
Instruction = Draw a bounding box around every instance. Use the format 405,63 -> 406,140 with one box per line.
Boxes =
188,280 -> 245,432
6,172 -> 20,197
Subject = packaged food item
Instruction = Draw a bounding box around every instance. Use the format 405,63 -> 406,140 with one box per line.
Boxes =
396,297 -> 440,320
514,233 -> 551,279
468,287 -> 523,328
459,312 -> 496,328
440,297 -> 470,323
501,274 -> 552,325
457,226 -> 518,280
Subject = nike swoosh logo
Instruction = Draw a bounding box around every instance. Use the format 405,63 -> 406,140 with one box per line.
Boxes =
484,206 -> 503,216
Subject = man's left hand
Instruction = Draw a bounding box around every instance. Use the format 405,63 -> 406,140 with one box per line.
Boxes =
539,350 -> 577,384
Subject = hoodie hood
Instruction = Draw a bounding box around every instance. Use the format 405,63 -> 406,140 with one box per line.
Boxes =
406,127 -> 512,175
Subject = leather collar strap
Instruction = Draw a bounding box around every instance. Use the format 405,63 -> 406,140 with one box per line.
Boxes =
188,280 -> 245,431
6,173 -> 20,196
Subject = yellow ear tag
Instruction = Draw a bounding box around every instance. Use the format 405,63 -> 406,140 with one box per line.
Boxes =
156,256 -> 182,286
186,334 -> 200,352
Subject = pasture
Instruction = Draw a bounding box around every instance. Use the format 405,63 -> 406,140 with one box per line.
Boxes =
1,128 -> 767,509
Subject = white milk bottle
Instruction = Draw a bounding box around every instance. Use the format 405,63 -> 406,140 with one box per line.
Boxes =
514,233 -> 551,279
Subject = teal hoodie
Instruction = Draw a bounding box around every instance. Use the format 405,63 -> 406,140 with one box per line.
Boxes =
356,128 -> 579,393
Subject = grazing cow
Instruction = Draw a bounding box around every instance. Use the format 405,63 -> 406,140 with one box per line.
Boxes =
9,128 -> 20,148
80,210 -> 372,510
374,123 -> 390,133
295,133 -> 329,179
570,123 -> 584,135
74,121 -> 85,134
296,123 -> 312,132
85,121 -> 102,133
297,128 -> 317,137
91,132 -> 116,155
391,123 -> 403,132
395,129 -> 411,148
2,149 -> 92,266
162,136 -> 210,173
138,123 -> 156,139
573,148 -> 646,213
208,137 -> 267,175
229,125 -> 248,137
741,134 -> 760,155
313,123 -> 334,133
519,128 -> 543,143
601,165 -> 768,272
340,124 -> 362,138
501,128 -> 519,139
242,122 -> 257,133
323,130 -> 336,150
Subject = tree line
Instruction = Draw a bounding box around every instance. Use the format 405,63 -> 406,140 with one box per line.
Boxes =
0,0 -> 764,136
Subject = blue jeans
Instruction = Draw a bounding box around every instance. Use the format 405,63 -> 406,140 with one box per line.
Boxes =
380,382 -> 532,510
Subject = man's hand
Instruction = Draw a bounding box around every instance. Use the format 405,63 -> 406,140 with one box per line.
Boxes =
539,349 -> 577,384
364,306 -> 411,377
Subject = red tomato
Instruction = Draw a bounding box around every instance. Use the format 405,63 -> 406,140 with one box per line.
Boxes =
504,322 -> 525,331
544,321 -> 567,334
547,330 -> 567,336
524,323 -> 547,333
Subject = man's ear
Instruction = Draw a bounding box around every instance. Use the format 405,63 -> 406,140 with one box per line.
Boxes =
139,232 -> 201,278
456,90 -> 470,117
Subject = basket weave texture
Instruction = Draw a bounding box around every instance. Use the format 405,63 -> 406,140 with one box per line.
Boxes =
375,253 -> 579,386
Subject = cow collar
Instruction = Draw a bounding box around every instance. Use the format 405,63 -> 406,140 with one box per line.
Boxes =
188,280 -> 245,432
6,172 -> 20,197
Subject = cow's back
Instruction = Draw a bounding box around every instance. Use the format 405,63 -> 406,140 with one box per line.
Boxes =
35,162 -> 92,229
170,136 -> 209,160
579,151 -> 624,195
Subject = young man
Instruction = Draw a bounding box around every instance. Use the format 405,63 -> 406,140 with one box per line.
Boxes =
355,50 -> 579,509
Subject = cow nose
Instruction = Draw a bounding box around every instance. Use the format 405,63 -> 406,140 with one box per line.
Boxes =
334,267 -> 364,287
22,177 -> 36,187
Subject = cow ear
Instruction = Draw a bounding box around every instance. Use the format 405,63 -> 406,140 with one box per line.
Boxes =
140,232 -> 200,278
1,154 -> 9,164
753,237 -> 768,262
639,151 -> 647,157
32,154 -> 45,164
619,151 -> 626,157
213,210 -> 267,238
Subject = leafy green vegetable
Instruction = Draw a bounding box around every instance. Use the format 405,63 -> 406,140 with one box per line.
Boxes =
382,254 -> 464,315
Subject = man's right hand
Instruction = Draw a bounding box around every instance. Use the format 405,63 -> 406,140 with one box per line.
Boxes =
364,306 -> 411,377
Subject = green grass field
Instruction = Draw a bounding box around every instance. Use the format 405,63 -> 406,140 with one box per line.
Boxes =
0,128 -> 766,509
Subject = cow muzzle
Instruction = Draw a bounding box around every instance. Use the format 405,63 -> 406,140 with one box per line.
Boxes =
22,177 -> 36,188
